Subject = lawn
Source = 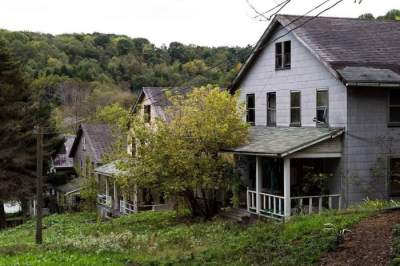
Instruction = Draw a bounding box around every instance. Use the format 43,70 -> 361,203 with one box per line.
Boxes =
0,201 -> 390,266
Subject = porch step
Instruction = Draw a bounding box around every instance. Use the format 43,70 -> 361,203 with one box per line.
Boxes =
220,208 -> 251,223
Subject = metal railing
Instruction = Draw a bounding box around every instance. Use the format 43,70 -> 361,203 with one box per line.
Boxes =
290,194 -> 341,215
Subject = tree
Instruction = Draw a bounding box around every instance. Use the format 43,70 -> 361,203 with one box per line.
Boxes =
359,9 -> 400,21
121,86 -> 249,219
0,39 -> 57,227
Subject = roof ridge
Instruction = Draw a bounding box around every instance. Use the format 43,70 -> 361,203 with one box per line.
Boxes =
277,14 -> 400,23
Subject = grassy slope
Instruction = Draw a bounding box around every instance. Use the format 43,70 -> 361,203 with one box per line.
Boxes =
0,205 -> 383,266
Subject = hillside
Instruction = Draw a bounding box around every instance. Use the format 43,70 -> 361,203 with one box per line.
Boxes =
0,202 -> 394,266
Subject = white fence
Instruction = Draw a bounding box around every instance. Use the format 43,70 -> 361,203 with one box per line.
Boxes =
97,194 -> 112,208
119,200 -> 137,215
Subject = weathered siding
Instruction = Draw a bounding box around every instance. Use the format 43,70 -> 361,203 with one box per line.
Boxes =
344,87 -> 400,203
73,133 -> 95,175
238,27 -> 347,128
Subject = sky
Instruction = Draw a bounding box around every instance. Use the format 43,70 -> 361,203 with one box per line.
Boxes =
0,0 -> 398,47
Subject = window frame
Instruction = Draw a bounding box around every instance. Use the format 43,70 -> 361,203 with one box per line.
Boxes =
389,157 -> 400,197
290,91 -> 301,127
266,92 -> 277,127
316,88 -> 329,127
388,89 -> 400,127
246,93 -> 256,126
275,41 -> 291,70
143,104 -> 151,123
82,136 -> 86,151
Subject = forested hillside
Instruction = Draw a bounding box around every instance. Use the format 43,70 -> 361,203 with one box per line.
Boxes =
0,30 -> 251,132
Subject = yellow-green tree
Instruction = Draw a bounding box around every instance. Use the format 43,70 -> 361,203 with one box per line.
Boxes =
121,86 -> 248,218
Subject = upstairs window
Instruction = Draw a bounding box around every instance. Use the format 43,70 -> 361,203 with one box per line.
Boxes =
290,91 -> 301,127
246,94 -> 255,125
267,92 -> 276,127
275,41 -> 291,70
316,89 -> 329,126
389,89 -> 400,127
144,105 -> 151,123
82,136 -> 86,151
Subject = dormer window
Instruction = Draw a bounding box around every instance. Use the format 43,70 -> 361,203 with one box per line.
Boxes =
144,105 -> 151,123
275,41 -> 291,70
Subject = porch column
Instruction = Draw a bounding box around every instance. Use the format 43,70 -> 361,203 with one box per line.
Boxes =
133,184 -> 138,212
283,158 -> 291,219
113,180 -> 119,212
256,156 -> 262,214
105,177 -> 109,196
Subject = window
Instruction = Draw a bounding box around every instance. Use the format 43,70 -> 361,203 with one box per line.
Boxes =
82,136 -> 86,151
389,158 -> 400,197
290,91 -> 301,126
275,41 -> 291,70
316,89 -> 329,126
246,94 -> 255,125
144,105 -> 151,123
389,89 -> 400,126
267,92 -> 276,127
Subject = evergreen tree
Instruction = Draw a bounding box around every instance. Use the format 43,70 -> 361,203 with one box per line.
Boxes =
0,39 -> 57,227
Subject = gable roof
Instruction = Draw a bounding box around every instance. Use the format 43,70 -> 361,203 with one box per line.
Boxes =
69,123 -> 114,163
130,87 -> 192,118
230,15 -> 400,91
224,126 -> 344,157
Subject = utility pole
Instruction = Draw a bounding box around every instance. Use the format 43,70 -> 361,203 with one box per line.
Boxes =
35,125 -> 43,244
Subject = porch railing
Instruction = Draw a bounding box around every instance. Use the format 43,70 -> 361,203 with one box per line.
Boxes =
290,194 -> 341,215
119,200 -> 137,215
247,190 -> 285,218
140,203 -> 171,211
97,194 -> 112,208
246,189 -> 342,219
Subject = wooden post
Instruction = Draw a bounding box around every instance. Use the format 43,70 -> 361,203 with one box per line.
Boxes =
283,158 -> 291,219
35,125 -> 43,244
255,156 -> 262,215
113,180 -> 119,212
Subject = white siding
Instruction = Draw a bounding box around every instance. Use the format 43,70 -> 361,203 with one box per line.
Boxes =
238,28 -> 347,128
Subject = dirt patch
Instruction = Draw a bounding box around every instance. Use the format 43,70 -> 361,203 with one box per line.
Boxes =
320,210 -> 400,266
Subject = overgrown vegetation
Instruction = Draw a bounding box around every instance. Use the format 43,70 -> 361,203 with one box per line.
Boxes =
0,200 -> 393,265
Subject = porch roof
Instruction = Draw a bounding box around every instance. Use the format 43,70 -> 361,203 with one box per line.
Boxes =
55,177 -> 84,195
224,126 -> 344,157
95,161 -> 125,177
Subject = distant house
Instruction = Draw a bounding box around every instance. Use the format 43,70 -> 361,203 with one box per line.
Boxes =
94,87 -> 190,217
55,123 -> 115,211
225,15 -> 400,220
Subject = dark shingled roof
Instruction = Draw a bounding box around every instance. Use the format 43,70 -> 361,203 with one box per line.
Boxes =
231,15 -> 400,90
224,126 -> 344,157
69,124 -> 114,163
131,87 -> 192,118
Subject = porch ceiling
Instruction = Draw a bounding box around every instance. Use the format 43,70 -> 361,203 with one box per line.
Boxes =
95,160 -> 126,177
224,126 -> 344,157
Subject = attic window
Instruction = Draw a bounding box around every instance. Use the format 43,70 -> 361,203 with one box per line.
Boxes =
144,105 -> 151,123
316,89 -> 329,126
389,89 -> 400,127
275,41 -> 291,70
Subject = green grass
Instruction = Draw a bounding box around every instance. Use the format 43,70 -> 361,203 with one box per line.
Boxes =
0,201 -> 390,266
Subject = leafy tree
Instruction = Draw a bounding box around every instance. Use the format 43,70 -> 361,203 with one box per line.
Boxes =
359,9 -> 400,21
121,86 -> 249,219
